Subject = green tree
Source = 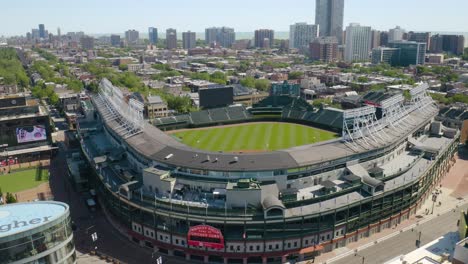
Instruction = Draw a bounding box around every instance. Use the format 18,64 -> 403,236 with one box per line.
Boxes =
209,71 -> 227,85
357,76 -> 369,83
5,192 -> 17,204
118,64 -> 128,71
240,77 -> 256,88
255,79 -> 270,91
288,72 -> 304,80
0,48 -> 30,88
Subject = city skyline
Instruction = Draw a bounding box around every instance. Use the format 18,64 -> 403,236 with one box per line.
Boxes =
2,0 -> 468,36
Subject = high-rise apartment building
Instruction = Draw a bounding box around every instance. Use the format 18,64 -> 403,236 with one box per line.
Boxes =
80,36 -> 95,50
370,30 -> 381,49
380,31 -> 389,47
408,32 -> 431,51
166,28 -> 177,50
388,26 -> 405,42
38,24 -> 46,39
289,23 -> 319,51
315,0 -> 344,44
430,34 -> 465,55
31,29 -> 40,40
388,40 -> 426,66
111,35 -> 121,47
205,27 -> 219,46
254,29 -> 274,48
148,27 -> 158,45
205,27 -> 235,48
309,37 -> 339,62
344,23 -> 372,62
182,31 -> 196,50
125,29 -> 139,45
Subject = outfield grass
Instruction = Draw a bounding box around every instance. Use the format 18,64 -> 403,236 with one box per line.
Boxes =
0,168 -> 49,193
172,122 -> 339,152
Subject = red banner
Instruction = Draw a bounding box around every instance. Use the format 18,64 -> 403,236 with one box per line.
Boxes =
187,225 -> 224,249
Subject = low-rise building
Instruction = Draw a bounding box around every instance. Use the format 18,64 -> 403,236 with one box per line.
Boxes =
145,95 -> 169,119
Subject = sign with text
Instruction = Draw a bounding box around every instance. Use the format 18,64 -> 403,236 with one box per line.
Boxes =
187,225 -> 224,249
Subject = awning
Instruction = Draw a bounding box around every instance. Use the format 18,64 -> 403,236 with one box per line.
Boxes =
299,245 -> 324,254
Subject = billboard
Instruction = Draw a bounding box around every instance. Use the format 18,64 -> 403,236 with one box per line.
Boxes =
16,126 -> 47,143
187,225 -> 224,249
199,86 -> 233,109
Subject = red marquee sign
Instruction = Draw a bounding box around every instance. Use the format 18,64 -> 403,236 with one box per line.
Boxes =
187,225 -> 224,249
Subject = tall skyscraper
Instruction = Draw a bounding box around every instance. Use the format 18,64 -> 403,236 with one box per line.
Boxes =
57,27 -> 61,38
388,26 -> 405,42
289,23 -> 319,51
38,24 -> 46,39
182,31 -> 196,50
125,29 -> 139,45
315,0 -> 344,44
309,36 -> 339,62
110,35 -> 121,47
254,29 -> 274,48
166,28 -> 177,50
205,27 -> 236,48
148,27 -> 158,45
344,23 -> 372,62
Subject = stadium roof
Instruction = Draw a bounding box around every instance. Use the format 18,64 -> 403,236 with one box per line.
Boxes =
91,93 -> 437,172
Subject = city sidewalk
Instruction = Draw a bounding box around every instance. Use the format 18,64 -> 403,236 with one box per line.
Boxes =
302,152 -> 468,264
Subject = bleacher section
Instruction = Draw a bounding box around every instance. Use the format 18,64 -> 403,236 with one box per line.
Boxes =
209,108 -> 229,122
154,106 -> 252,129
227,106 -> 251,121
153,96 -> 343,132
190,110 -> 213,125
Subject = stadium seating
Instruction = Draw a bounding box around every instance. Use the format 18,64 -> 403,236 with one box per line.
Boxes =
227,106 -> 251,120
209,108 -> 229,122
190,110 -> 213,125
153,95 -> 343,132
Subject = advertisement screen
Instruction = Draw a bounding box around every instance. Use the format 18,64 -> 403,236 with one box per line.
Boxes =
16,126 -> 47,143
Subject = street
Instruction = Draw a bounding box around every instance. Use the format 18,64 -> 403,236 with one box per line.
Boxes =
48,140 -> 187,264
330,201 -> 466,264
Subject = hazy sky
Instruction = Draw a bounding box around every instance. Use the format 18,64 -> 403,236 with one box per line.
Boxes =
2,0 -> 468,36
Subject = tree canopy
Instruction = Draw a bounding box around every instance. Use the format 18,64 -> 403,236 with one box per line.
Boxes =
0,48 -> 29,87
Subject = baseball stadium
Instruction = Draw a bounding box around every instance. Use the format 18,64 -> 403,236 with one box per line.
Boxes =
76,78 -> 460,263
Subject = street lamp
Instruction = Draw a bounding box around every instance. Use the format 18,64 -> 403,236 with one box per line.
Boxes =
416,231 -> 422,248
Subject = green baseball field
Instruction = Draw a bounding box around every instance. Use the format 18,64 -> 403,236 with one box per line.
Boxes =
171,122 -> 338,152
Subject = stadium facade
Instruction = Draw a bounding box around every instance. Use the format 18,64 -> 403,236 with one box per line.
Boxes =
0,202 -> 76,264
77,79 -> 459,263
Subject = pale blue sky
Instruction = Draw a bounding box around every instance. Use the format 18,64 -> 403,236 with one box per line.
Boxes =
2,0 -> 467,36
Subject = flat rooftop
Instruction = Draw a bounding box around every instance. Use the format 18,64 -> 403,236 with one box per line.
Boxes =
0,201 -> 68,239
